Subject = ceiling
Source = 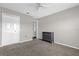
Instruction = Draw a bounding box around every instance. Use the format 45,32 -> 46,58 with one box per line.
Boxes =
0,3 -> 79,18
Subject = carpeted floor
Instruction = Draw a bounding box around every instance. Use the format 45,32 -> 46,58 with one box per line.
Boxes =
0,39 -> 79,56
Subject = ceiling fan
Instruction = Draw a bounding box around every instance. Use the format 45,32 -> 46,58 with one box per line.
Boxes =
26,3 -> 49,15
35,3 -> 49,11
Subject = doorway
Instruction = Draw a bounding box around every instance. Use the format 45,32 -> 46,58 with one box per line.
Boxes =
2,13 -> 20,46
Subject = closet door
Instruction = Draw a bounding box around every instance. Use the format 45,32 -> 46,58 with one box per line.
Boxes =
2,13 -> 20,46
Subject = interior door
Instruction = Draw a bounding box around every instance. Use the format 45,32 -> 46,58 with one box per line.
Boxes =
2,13 -> 20,46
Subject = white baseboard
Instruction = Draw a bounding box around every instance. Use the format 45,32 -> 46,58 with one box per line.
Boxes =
0,39 -> 33,47
1,39 -> 79,50
55,42 -> 79,50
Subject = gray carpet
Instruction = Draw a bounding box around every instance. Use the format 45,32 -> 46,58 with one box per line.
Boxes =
0,39 -> 79,56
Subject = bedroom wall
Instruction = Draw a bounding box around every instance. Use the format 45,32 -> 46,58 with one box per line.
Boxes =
39,5 -> 79,48
1,7 -> 33,42
0,8 -> 2,45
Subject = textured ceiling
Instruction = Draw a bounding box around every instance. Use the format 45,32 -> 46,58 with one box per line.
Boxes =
0,3 -> 79,18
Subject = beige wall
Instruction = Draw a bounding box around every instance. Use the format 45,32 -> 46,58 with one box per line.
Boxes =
39,6 -> 79,48
0,7 -> 33,44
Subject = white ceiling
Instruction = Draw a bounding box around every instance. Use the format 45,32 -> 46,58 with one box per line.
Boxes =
0,3 -> 79,18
